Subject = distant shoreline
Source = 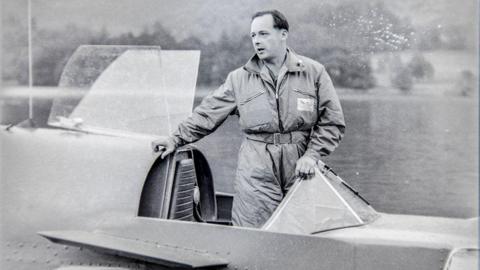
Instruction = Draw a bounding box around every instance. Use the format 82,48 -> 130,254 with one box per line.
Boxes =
195,85 -> 477,100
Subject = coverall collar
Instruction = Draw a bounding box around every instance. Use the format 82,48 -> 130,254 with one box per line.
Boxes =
243,48 -> 305,75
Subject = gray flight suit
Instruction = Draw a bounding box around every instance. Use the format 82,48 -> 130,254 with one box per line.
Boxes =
171,48 -> 345,228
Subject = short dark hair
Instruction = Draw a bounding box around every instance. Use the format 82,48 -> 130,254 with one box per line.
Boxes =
252,10 -> 289,31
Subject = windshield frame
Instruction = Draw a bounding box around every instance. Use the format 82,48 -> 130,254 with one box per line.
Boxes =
262,165 -> 379,235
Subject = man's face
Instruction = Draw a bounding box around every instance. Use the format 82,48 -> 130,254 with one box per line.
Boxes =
250,14 -> 287,62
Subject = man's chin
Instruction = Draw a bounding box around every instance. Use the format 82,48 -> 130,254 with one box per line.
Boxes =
256,53 -> 269,60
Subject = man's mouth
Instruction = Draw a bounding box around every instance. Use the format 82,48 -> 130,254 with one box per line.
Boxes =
257,48 -> 266,54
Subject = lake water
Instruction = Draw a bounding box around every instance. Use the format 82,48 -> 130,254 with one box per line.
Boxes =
194,93 -> 478,218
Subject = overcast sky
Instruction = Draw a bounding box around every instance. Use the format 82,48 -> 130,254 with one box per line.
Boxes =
3,0 -> 478,42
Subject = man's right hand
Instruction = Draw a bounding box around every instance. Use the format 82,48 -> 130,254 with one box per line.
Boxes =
151,136 -> 176,159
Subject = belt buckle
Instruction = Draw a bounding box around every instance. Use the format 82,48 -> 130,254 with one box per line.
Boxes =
273,133 -> 281,144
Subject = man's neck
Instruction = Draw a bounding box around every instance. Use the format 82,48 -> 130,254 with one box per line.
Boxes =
263,50 -> 287,74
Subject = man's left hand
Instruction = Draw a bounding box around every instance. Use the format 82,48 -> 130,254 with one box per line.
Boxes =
295,155 -> 317,179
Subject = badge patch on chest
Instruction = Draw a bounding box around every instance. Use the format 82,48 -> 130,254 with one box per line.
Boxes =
297,98 -> 314,112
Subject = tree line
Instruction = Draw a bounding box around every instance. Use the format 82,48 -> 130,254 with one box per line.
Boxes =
2,1 -> 467,90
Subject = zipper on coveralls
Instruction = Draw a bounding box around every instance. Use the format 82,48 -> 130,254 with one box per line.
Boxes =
275,75 -> 288,133
274,89 -> 283,132
258,71 -> 286,133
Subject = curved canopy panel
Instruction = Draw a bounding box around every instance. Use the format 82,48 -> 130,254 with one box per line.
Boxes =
48,45 -> 200,136
263,168 -> 378,235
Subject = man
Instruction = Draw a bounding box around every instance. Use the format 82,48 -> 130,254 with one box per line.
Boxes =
152,10 -> 345,228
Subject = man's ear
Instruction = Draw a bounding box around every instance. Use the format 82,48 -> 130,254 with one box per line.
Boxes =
281,29 -> 288,40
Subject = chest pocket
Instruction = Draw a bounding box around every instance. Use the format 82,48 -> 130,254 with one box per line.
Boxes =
288,88 -> 317,126
238,89 -> 272,129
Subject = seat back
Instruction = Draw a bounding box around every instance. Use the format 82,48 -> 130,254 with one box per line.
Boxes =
138,147 -> 218,222
168,159 -> 196,221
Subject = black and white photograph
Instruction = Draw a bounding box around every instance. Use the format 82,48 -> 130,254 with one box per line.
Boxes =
1,0 -> 478,269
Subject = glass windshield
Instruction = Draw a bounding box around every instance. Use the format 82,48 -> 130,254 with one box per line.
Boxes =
48,45 -> 200,136
263,167 -> 379,235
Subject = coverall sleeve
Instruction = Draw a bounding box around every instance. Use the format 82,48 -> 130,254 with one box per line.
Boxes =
171,73 -> 237,147
303,67 -> 346,161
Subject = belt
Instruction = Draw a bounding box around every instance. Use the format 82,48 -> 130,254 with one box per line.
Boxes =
245,131 -> 307,144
